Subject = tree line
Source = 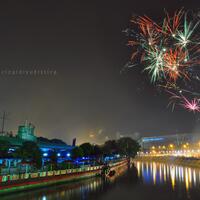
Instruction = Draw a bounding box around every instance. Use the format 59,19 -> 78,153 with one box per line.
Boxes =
72,137 -> 140,159
0,137 -> 140,170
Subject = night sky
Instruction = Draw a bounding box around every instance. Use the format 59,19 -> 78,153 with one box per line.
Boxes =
0,0 -> 200,144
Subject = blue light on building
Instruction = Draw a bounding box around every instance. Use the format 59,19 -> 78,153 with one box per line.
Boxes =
66,153 -> 71,157
0,123 -> 75,163
43,153 -> 48,157
142,137 -> 164,142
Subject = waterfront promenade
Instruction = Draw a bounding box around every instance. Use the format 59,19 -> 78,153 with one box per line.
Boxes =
0,159 -> 128,195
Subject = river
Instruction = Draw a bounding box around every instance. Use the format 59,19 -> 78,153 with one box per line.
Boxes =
2,161 -> 200,200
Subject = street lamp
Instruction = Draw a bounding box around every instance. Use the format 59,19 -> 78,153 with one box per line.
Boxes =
183,144 -> 187,149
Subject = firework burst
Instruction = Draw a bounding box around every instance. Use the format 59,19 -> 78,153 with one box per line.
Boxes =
169,92 -> 200,113
125,8 -> 200,113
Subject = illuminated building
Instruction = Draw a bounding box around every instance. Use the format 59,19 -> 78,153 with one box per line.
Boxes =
139,133 -> 200,151
0,122 -> 75,165
17,122 -> 37,142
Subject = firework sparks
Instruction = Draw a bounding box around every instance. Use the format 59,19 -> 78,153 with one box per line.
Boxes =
175,14 -> 199,48
169,92 -> 200,113
181,97 -> 200,113
125,9 -> 200,113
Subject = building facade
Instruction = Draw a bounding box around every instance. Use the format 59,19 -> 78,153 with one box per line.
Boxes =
139,133 -> 200,151
0,123 -> 75,165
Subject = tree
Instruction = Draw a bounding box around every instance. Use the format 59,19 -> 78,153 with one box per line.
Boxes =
117,137 -> 140,157
49,150 -> 58,170
103,140 -> 119,155
71,147 -> 84,159
0,140 -> 11,158
92,145 -> 104,164
92,145 -> 103,157
80,143 -> 93,156
15,141 -> 42,169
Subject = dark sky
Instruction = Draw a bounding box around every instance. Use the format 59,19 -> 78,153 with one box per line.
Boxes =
0,0 -> 200,144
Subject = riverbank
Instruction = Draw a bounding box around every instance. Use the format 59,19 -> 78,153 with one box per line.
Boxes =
0,159 -> 128,195
134,156 -> 200,168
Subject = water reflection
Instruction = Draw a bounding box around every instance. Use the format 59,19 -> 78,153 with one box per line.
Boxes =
135,161 -> 200,193
1,177 -> 105,200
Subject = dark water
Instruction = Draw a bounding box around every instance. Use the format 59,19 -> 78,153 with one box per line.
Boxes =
2,161 -> 200,200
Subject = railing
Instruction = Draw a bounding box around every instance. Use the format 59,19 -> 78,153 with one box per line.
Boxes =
0,159 -> 128,184
0,165 -> 103,183
108,159 -> 128,168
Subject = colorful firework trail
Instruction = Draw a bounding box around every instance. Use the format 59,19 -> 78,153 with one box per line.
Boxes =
168,92 -> 200,113
125,9 -> 200,113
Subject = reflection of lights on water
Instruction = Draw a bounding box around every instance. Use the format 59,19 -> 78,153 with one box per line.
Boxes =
185,168 -> 189,191
134,161 -> 200,193
193,170 -> 196,186
163,165 -> 167,182
93,181 -> 97,188
159,164 -> 162,182
142,162 -> 144,174
175,166 -> 178,180
42,196 -> 47,200
167,165 -> 170,178
178,167 -> 181,182
181,167 -> 184,182
188,168 -> 192,184
60,191 -> 65,197
153,162 -> 156,185
150,162 -> 153,176
146,162 -> 149,174
137,162 -> 141,177
170,166 -> 175,190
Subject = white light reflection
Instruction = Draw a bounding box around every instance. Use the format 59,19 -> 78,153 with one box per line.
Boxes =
134,161 -> 200,194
